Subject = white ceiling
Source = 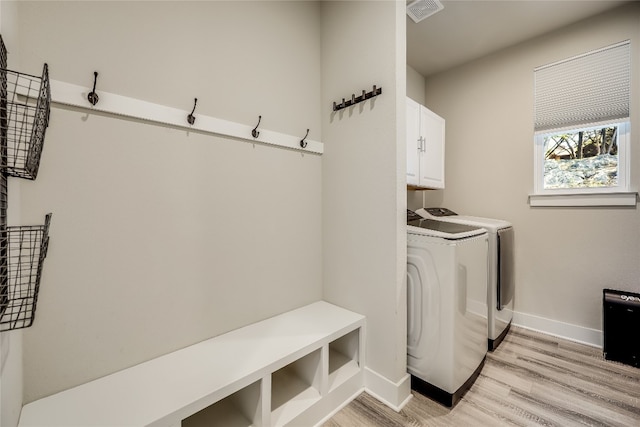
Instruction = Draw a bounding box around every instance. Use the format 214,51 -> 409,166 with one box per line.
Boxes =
406,0 -> 630,77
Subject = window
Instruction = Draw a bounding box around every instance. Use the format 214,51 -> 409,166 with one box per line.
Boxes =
535,122 -> 629,193
531,41 -> 633,206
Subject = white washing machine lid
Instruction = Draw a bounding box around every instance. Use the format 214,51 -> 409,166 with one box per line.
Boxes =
416,208 -> 511,232
408,218 -> 487,240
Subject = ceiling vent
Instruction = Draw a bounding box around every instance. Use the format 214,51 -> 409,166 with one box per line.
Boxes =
407,0 -> 444,23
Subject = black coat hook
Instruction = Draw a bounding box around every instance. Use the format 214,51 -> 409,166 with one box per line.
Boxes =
300,129 -> 309,148
187,98 -> 198,125
252,115 -> 262,138
87,71 -> 99,106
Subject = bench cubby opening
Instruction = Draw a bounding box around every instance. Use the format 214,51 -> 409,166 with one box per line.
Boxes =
182,379 -> 262,427
271,348 -> 322,426
328,328 -> 361,392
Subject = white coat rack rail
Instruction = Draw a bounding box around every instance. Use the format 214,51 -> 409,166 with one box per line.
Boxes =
49,79 -> 324,154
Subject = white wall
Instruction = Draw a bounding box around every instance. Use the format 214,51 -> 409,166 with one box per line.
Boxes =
16,1 -> 324,402
406,64 -> 425,105
0,1 -> 24,425
321,0 -> 410,409
0,327 -> 22,427
14,0 -> 412,414
423,3 -> 640,344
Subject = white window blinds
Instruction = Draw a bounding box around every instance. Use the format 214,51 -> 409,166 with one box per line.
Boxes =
534,41 -> 630,134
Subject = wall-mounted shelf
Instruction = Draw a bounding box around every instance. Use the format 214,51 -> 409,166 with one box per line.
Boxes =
0,214 -> 52,332
0,34 -> 54,332
50,80 -> 324,155
2,64 -> 51,180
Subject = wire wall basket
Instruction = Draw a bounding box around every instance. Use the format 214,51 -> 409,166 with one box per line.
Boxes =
0,63 -> 50,180
0,34 -> 6,70
0,213 -> 51,332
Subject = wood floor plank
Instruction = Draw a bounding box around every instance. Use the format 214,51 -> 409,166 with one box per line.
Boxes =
325,326 -> 640,426
478,362 -> 534,395
504,331 -> 640,396
490,351 -> 640,417
528,381 -> 640,427
462,380 -> 551,427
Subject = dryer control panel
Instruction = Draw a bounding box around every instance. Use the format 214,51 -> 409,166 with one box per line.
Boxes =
424,207 -> 458,217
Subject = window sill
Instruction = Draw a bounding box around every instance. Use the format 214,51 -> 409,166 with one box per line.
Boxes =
528,192 -> 638,207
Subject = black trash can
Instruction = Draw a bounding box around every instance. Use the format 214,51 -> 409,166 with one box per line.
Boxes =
603,288 -> 640,368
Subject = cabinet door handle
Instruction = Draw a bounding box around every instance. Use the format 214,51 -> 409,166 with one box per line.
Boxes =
418,136 -> 425,152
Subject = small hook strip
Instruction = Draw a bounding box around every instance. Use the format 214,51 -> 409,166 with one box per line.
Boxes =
332,85 -> 382,112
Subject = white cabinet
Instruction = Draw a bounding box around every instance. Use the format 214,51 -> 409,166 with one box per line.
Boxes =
406,97 -> 445,189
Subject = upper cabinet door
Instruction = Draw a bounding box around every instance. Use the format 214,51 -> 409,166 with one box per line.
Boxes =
406,97 -> 445,189
406,97 -> 421,187
419,107 -> 445,189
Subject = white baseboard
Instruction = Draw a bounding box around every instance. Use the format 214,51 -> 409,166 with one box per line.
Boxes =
363,367 -> 412,411
312,387 -> 365,427
312,368 -> 411,423
513,310 -> 602,348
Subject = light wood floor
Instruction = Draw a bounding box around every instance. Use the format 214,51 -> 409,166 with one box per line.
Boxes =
325,326 -> 640,426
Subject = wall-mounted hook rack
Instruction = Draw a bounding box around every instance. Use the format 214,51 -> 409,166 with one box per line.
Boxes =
251,115 -> 262,138
187,98 -> 197,125
300,129 -> 309,148
49,79 -> 324,154
332,85 -> 382,112
87,72 -> 99,106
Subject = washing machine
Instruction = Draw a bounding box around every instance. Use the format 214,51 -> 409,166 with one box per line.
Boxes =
417,207 -> 514,350
407,210 -> 488,407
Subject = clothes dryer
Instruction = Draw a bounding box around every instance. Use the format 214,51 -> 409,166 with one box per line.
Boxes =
407,210 -> 488,407
417,207 -> 514,350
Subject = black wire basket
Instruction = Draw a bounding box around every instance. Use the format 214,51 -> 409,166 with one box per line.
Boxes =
0,63 -> 50,180
0,34 -> 6,71
0,213 -> 51,332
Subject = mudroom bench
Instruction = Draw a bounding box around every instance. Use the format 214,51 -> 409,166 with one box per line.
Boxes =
18,301 -> 365,427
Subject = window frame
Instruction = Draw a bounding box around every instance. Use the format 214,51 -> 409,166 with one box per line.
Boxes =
530,121 -> 635,207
